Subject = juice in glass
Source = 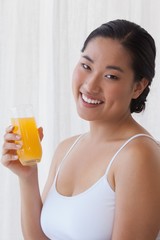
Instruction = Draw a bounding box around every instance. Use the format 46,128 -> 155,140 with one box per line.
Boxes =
11,105 -> 42,166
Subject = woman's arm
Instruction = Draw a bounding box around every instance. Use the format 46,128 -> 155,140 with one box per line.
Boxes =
111,138 -> 160,240
19,167 -> 49,240
1,126 -> 49,240
1,125 -> 79,239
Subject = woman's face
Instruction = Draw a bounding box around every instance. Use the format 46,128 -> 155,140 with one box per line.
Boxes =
72,37 -> 140,123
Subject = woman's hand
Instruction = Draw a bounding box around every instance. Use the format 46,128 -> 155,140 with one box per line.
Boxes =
1,125 -> 44,178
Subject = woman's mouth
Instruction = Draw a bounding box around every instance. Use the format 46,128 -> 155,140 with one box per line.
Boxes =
81,93 -> 103,105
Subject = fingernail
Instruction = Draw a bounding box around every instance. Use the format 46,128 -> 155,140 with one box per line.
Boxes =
16,144 -> 22,149
13,155 -> 18,160
16,135 -> 21,140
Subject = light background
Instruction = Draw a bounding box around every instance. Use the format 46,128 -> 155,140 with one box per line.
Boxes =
0,0 -> 160,239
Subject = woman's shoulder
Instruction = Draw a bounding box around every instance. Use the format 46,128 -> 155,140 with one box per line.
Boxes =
126,133 -> 160,156
113,133 -> 160,202
115,133 -> 160,181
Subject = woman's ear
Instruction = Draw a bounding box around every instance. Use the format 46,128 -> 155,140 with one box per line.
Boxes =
132,78 -> 149,99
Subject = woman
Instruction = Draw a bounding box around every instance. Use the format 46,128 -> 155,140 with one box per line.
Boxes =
1,19 -> 160,240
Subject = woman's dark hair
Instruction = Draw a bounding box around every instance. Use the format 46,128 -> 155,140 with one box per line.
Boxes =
81,19 -> 156,113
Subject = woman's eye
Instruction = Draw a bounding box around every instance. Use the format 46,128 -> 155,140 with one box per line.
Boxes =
81,63 -> 91,70
105,74 -> 118,80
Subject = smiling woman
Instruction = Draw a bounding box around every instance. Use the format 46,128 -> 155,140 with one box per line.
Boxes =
1,19 -> 160,240
72,36 -> 143,122
81,20 -> 155,113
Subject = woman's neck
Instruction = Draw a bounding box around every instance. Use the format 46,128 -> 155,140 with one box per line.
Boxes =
88,115 -> 141,142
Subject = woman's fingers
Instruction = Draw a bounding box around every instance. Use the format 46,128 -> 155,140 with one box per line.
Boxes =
1,142 -> 20,164
1,125 -> 21,167
1,125 -> 38,177
4,125 -> 21,144
1,153 -> 18,165
2,142 -> 21,153
6,125 -> 14,133
4,132 -> 21,142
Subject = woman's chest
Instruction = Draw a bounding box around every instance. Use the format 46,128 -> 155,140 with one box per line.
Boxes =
56,142 -> 119,197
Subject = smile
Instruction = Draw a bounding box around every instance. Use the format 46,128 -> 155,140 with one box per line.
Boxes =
81,93 -> 103,105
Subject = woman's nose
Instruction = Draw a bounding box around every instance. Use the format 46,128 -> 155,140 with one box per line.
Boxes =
84,75 -> 101,94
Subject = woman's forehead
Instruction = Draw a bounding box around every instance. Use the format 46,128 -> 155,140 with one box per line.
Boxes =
81,37 -> 133,69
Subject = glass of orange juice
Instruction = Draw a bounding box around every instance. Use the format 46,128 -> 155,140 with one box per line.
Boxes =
11,104 -> 42,166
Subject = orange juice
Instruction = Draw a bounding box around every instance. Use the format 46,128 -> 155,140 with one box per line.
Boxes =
11,117 -> 42,166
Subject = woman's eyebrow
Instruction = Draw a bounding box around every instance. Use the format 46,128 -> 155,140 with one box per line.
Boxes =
106,65 -> 124,73
82,55 -> 94,63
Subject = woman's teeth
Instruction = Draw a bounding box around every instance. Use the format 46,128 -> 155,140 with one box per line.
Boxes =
82,93 -> 102,104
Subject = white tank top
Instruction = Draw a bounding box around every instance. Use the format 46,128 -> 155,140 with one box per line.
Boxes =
41,134 -> 160,240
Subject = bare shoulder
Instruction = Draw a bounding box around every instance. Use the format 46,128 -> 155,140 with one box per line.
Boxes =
42,134 -> 81,201
115,136 -> 160,190
112,136 -> 160,239
116,135 -> 160,173
128,135 -> 160,169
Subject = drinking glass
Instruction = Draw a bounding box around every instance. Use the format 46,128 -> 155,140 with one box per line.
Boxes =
11,104 -> 42,166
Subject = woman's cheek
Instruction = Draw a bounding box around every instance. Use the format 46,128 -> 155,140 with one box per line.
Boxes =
72,69 -> 81,98
72,68 -> 83,90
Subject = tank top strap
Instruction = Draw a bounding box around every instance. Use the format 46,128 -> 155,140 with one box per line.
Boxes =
105,133 -> 158,177
54,134 -> 86,184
